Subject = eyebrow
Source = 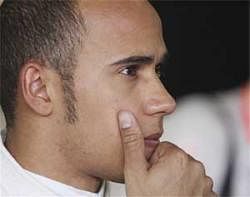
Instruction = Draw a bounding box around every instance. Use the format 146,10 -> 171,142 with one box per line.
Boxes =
110,55 -> 154,66
110,52 -> 169,67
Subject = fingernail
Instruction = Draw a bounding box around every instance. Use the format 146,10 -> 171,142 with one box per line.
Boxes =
119,111 -> 133,129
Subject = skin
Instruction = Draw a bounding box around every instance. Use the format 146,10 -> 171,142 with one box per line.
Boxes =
5,0 -> 175,193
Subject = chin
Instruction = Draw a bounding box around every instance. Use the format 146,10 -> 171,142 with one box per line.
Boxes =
99,165 -> 125,183
107,170 -> 125,183
109,175 -> 125,183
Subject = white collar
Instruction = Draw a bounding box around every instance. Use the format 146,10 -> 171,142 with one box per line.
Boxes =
25,169 -> 106,197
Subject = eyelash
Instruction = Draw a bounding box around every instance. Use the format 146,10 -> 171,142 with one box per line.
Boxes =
119,64 -> 161,78
155,64 -> 161,78
119,65 -> 139,77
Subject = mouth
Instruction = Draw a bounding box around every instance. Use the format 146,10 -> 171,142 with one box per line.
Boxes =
144,132 -> 162,146
144,131 -> 163,159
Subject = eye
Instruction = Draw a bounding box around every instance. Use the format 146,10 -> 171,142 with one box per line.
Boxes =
119,65 -> 139,77
155,64 -> 161,78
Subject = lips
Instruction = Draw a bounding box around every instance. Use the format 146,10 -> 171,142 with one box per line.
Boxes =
144,133 -> 161,147
144,132 -> 163,141
144,132 -> 163,159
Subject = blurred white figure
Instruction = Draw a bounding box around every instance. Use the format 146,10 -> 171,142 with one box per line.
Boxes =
0,106 -> 6,131
218,84 -> 250,196
163,95 -> 229,194
163,83 -> 250,196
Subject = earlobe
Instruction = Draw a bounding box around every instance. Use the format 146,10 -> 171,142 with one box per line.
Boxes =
21,62 -> 52,116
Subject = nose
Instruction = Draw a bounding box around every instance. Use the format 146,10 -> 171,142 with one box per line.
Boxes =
143,80 -> 176,116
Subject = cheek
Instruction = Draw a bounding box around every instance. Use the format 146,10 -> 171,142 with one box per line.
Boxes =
72,90 -> 123,174
75,85 -> 122,150
75,78 -> 145,154
72,78 -> 145,178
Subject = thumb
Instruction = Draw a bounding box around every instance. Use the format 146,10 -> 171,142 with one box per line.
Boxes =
118,111 -> 148,174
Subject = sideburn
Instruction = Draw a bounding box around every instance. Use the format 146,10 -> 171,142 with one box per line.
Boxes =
61,74 -> 78,124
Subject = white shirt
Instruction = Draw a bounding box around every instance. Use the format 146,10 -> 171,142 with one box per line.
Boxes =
25,169 -> 106,197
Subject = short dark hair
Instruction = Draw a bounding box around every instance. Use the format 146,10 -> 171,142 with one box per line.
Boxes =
0,0 -> 85,127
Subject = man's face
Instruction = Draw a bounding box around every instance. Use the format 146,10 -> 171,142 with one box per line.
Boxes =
60,1 -> 175,182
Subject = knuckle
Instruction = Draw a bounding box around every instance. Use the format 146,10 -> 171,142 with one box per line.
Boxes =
161,141 -> 179,150
159,142 -> 190,162
194,160 -> 206,174
154,143 -> 170,157
206,176 -> 214,189
175,149 -> 188,162
211,191 -> 218,197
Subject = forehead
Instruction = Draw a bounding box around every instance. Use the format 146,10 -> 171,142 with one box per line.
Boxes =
77,0 -> 166,62
79,1 -> 161,29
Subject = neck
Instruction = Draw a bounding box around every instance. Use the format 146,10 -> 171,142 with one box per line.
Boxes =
5,123 -> 102,193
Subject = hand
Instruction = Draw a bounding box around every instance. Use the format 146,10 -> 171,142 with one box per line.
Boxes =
118,110 -> 217,197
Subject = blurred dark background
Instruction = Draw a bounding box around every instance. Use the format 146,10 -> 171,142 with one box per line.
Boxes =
151,1 -> 249,99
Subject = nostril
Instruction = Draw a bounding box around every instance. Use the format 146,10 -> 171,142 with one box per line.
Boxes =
144,99 -> 176,115
158,102 -> 176,114
165,100 -> 176,114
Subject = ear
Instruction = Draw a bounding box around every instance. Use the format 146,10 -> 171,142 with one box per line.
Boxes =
20,62 -> 52,116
